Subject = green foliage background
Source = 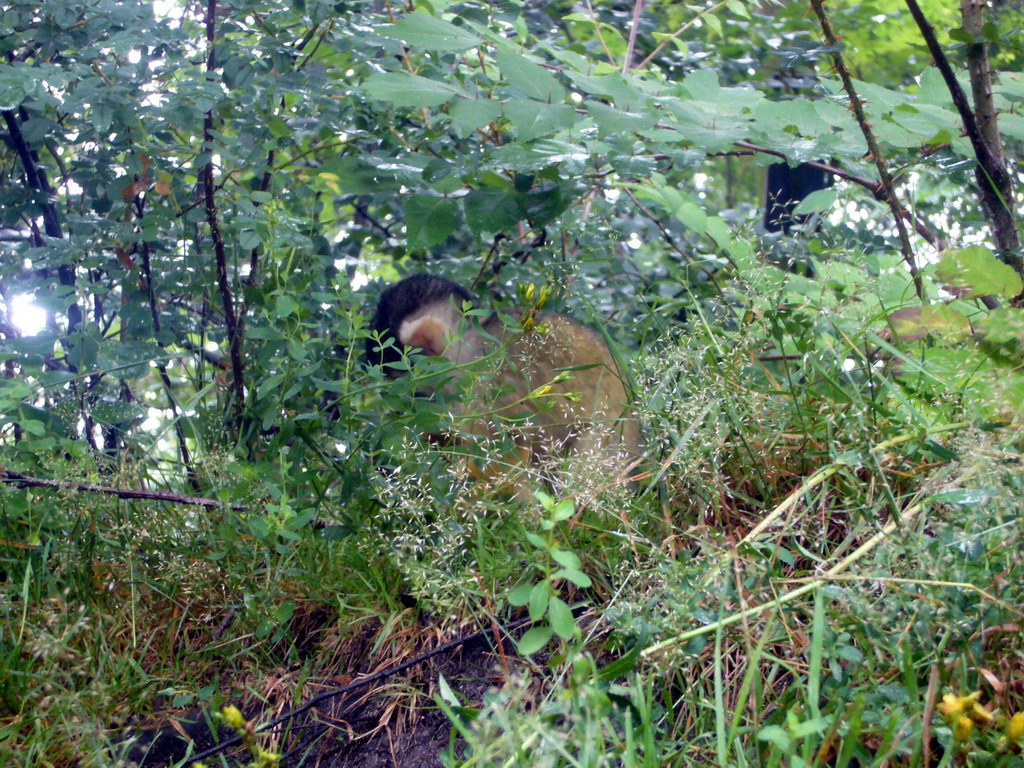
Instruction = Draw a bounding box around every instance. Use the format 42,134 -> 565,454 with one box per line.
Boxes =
0,0 -> 1022,764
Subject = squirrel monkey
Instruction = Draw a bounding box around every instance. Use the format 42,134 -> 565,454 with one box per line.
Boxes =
367,274 -> 640,498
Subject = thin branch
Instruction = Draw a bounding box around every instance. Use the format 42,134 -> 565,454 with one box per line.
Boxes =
635,0 -> 730,70
622,187 -> 728,293
582,0 -> 617,68
732,141 -> 945,251
138,226 -> 201,491
905,0 -> 1020,266
622,0 -> 646,75
185,615 -> 536,764
809,0 -> 925,302
203,0 -> 246,425
245,149 -> 275,290
0,469 -> 242,510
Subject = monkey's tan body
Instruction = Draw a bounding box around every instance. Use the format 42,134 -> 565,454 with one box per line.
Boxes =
397,298 -> 640,497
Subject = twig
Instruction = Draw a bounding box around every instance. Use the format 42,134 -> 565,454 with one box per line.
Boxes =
583,0 -> 617,68
245,148 -> 274,290
185,616 -> 535,764
138,228 -> 200,490
635,0 -> 730,70
622,187 -> 727,284
622,0 -> 645,74
731,141 -> 945,251
203,0 -> 246,426
809,0 -> 924,302
0,469 -> 242,510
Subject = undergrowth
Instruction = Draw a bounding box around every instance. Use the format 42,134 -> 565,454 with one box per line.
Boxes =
2,254 -> 1023,767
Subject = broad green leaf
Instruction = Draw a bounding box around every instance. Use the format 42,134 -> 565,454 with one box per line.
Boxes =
888,305 -> 971,343
404,195 -> 459,248
503,101 -> 576,142
552,568 -> 592,588
675,201 -> 708,235
495,49 -> 564,102
935,246 -> 1023,300
448,98 -> 502,138
547,597 -> 577,639
318,157 -> 400,194
508,582 -> 534,607
550,549 -> 581,570
552,498 -> 574,521
274,295 -> 298,318
588,102 -> 655,135
793,188 -> 838,216
464,188 -> 522,233
378,14 -> 481,51
568,72 -> 645,110
363,72 -> 460,107
520,182 -> 571,226
517,625 -> 554,655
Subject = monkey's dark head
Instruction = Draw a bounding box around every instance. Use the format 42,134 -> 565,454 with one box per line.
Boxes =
367,274 -> 474,375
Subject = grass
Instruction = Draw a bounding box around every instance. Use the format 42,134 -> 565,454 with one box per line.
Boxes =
1,276 -> 1023,767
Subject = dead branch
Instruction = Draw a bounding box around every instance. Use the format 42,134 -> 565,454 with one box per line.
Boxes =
0,469 -> 243,510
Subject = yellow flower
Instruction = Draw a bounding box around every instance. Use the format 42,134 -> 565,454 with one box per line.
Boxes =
220,705 -> 246,731
938,691 -> 983,725
1007,712 -> 1024,743
967,700 -> 994,725
954,715 -> 974,742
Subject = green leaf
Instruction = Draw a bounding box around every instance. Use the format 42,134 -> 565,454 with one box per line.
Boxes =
378,14 -> 481,51
552,568 -> 592,588
675,201 -> 708,235
587,102 -> 655,135
976,308 -> 1024,344
888,305 -> 971,343
448,98 -> 502,138
520,182 -> 571,226
529,581 -> 551,620
935,246 -> 1023,300
547,596 -> 577,639
757,724 -> 792,750
495,49 -> 565,102
363,72 -> 461,107
552,498 -> 574,521
517,624 -> 554,655
525,532 -> 547,549
550,549 -> 581,570
464,188 -> 522,233
503,101 -> 576,142
793,188 -> 838,216
508,582 -> 534,607
274,295 -> 298,318
404,195 -> 460,248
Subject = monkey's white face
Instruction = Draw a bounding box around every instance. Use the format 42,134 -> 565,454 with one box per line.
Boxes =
398,300 -> 487,368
